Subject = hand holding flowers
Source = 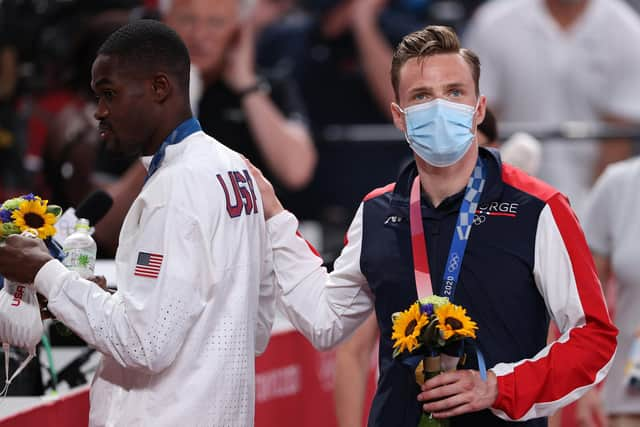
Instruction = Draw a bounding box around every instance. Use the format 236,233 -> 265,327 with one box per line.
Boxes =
391,295 -> 484,426
0,194 -> 61,284
417,366 -> 498,420
1,194 -> 61,241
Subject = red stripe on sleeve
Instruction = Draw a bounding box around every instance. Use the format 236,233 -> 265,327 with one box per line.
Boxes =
494,194 -> 617,419
295,231 -> 321,258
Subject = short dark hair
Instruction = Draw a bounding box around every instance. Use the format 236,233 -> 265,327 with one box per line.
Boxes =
98,19 -> 190,91
391,26 -> 480,100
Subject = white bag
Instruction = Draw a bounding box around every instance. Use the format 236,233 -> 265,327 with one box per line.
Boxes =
0,279 -> 43,390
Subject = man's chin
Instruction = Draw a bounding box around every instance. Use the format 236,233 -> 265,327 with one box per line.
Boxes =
104,138 -> 139,158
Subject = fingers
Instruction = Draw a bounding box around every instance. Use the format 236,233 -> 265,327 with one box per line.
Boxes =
242,155 -> 261,176
418,372 -> 470,412
243,155 -> 271,190
242,154 -> 285,219
420,370 -> 464,393
418,370 -> 498,418
4,234 -> 47,251
6,234 -> 35,247
426,398 -> 474,419
0,234 -> 53,283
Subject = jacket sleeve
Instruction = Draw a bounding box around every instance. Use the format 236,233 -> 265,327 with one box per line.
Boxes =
255,241 -> 276,355
35,204 -> 209,374
490,193 -> 618,420
267,206 -> 374,350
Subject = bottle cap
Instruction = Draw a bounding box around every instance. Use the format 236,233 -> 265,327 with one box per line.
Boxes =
75,218 -> 91,231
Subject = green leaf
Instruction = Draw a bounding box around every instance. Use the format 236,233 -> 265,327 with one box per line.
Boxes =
421,319 -> 440,346
1,222 -> 20,237
2,198 -> 22,210
47,205 -> 63,218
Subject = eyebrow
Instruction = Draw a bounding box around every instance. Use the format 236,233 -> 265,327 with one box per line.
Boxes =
408,81 -> 468,95
408,86 -> 434,96
92,77 -> 112,88
443,82 -> 467,90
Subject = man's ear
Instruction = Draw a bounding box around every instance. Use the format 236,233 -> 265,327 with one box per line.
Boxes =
473,95 -> 487,130
390,102 -> 406,133
151,73 -> 171,103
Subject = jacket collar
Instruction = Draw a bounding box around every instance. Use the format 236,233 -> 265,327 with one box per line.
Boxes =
387,147 -> 504,218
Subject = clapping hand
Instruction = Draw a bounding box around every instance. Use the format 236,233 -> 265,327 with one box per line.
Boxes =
222,21 -> 257,93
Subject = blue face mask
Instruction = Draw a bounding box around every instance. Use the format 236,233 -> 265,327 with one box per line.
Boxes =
397,98 -> 478,167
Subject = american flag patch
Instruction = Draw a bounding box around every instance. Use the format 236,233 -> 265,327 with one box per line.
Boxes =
134,252 -> 164,279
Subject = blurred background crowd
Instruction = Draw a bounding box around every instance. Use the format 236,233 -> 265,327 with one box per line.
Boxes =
1,0 -> 640,425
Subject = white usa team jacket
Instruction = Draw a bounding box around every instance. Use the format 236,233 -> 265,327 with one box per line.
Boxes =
35,131 -> 275,427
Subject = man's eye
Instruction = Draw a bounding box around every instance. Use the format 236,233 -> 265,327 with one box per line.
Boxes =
103,90 -> 115,101
450,89 -> 462,97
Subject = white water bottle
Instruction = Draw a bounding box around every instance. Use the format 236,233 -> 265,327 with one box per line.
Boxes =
62,218 -> 97,278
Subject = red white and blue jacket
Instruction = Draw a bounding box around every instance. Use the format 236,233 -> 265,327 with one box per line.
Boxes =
267,148 -> 617,426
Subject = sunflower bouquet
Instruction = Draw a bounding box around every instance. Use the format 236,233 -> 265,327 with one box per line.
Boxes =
391,295 -> 478,427
0,193 -> 61,241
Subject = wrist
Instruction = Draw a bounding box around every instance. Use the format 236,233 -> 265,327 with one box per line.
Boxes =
236,79 -> 271,99
353,13 -> 377,29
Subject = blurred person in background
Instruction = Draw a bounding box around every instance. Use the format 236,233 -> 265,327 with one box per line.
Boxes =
577,156 -> 640,427
263,0 -> 425,129
292,0 -> 485,122
464,0 -> 640,215
0,17 -> 21,200
160,0 -> 316,195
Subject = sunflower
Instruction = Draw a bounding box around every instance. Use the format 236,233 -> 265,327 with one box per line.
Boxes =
435,303 -> 478,340
391,303 -> 429,354
11,198 -> 57,239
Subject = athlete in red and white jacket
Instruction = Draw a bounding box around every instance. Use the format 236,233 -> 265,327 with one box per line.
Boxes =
251,146 -> 617,426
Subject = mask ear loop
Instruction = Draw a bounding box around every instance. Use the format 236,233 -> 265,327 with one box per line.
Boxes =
0,344 -> 37,399
7,350 -> 36,387
392,102 -> 405,115
471,95 -> 483,142
1,343 -> 10,397
392,103 -> 413,147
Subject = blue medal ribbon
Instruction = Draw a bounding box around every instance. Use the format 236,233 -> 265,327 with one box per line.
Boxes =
439,159 -> 485,297
408,156 -> 487,381
145,118 -> 202,184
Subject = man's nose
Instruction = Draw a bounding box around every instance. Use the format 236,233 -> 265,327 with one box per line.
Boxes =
94,101 -> 108,121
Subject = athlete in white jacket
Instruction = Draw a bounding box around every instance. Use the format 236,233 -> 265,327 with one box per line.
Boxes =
0,20 -> 275,427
